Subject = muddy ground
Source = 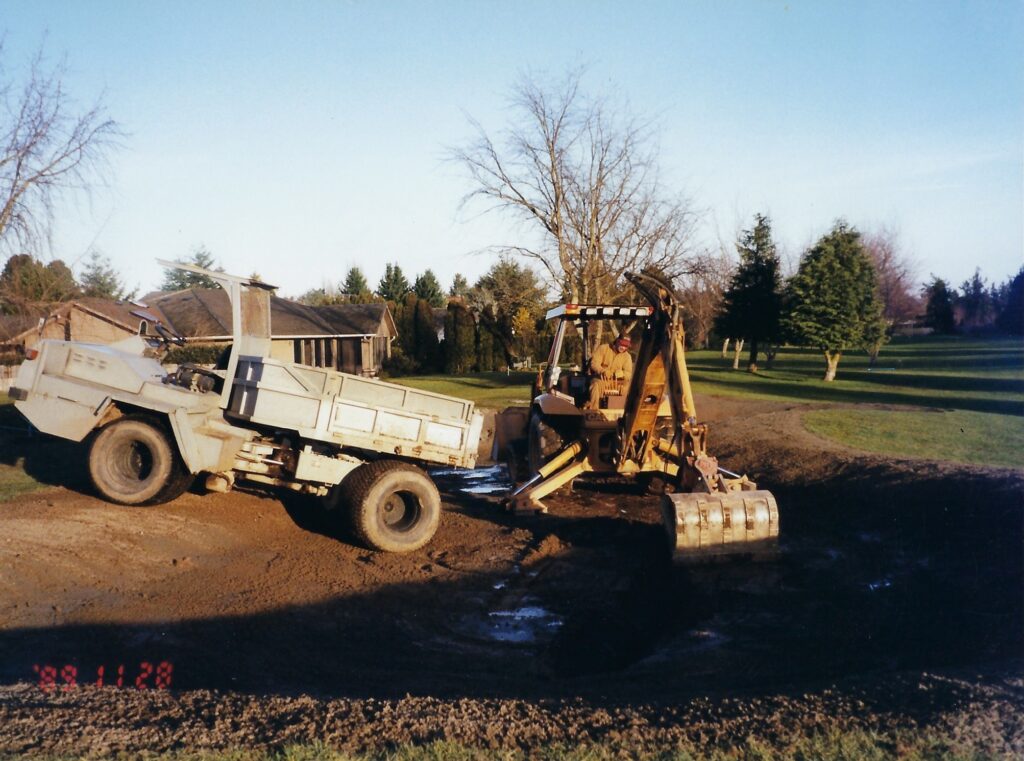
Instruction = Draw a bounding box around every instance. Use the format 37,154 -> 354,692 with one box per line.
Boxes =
0,396 -> 1021,756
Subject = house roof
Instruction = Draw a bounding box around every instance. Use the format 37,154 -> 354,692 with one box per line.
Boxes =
148,289 -> 396,339
313,303 -> 397,338
1,299 -> 144,345
1,290 -> 398,345
0,313 -> 42,343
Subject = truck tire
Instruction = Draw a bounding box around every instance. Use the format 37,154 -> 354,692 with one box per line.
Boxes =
88,417 -> 193,506
342,460 -> 440,553
527,413 -> 564,477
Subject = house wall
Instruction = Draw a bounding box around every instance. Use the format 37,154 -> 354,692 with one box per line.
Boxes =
67,309 -> 138,345
3,309 -> 135,355
289,336 -> 389,376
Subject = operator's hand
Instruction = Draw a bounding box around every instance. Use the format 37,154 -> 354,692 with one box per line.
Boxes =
614,370 -> 625,380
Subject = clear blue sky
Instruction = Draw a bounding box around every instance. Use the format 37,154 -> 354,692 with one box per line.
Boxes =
3,0 -> 1021,296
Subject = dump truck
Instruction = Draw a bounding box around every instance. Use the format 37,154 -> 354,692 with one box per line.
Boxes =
494,270 -> 779,562
8,261 -> 483,553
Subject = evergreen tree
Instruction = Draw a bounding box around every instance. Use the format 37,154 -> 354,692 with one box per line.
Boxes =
922,277 -> 957,335
471,256 -> 546,363
342,267 -> 371,301
395,292 -> 419,363
413,269 -> 446,307
444,303 -> 477,373
376,262 -> 410,302
957,268 -> 992,330
160,246 -> 223,291
449,273 -> 470,299
80,250 -> 131,300
0,254 -> 80,313
296,286 -> 346,306
413,297 -> 441,370
476,316 -> 498,372
783,221 -> 887,382
714,214 -> 783,372
997,267 -> 1024,335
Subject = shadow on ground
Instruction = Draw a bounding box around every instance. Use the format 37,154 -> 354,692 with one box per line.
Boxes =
1,451 -> 1020,708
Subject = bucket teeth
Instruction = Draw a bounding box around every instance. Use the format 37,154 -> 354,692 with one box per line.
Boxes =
663,490 -> 780,563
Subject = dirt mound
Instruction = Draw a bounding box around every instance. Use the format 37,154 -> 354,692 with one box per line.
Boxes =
0,396 -> 1021,754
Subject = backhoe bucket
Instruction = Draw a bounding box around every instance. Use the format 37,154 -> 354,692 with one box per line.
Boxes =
663,490 -> 779,563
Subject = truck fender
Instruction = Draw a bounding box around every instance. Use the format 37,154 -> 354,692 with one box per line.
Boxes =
167,407 -> 205,474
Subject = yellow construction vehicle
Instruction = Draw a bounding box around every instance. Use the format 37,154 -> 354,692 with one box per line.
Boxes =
494,270 -> 779,562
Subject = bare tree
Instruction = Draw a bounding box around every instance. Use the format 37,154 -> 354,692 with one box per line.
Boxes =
677,248 -> 733,349
861,226 -> 921,328
453,70 -> 699,321
0,42 -> 121,258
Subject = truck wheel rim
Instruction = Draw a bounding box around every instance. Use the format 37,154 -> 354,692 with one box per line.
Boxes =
381,492 -> 421,532
115,440 -> 154,485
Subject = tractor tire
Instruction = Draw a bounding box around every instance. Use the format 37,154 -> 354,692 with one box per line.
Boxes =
88,417 -> 194,506
342,460 -> 440,553
527,413 -> 564,477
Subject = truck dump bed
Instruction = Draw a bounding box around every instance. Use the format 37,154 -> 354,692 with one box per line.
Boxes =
229,356 -> 482,469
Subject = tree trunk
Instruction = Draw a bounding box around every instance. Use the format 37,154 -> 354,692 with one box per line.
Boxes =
823,351 -> 841,382
721,338 -> 730,358
765,345 -> 777,370
747,338 -> 759,373
732,339 -> 744,370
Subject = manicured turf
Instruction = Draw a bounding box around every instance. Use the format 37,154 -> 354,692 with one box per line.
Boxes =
803,407 -> 1024,469
393,371 -> 537,410
685,336 -> 1024,417
395,336 -> 1024,469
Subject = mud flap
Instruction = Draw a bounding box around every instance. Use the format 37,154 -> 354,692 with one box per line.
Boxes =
662,490 -> 779,563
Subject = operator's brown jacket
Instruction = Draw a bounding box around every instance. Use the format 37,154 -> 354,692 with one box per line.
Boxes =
590,343 -> 633,381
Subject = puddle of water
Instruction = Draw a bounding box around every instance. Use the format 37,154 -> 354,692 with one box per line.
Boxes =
484,605 -> 563,643
431,465 -> 512,496
463,483 -> 510,495
866,578 -> 894,592
677,628 -> 729,653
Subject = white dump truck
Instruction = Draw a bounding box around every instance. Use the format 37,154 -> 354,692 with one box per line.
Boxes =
8,262 -> 483,553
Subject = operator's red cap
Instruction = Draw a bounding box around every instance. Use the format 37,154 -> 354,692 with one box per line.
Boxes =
615,335 -> 632,348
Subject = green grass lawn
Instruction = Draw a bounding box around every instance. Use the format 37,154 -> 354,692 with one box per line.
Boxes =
685,335 -> 1024,416
395,336 -> 1024,469
393,371 -> 537,410
0,395 -> 51,503
803,408 -> 1024,469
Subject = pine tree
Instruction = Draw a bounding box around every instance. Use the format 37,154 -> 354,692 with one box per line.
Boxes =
449,273 -> 470,299
783,221 -> 887,381
413,270 -> 446,307
997,267 -> 1024,335
923,277 -> 957,335
376,262 -> 410,302
471,256 -> 546,363
160,246 -> 223,291
714,214 -> 782,372
413,297 -> 441,370
342,267 -> 371,301
0,254 -> 80,313
395,292 -> 419,362
957,268 -> 992,330
80,250 -> 131,299
444,303 -> 477,373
